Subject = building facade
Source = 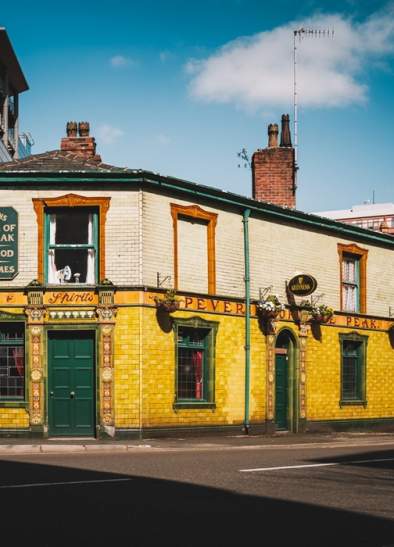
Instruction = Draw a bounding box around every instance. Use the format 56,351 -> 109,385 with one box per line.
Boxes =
0,122 -> 394,438
316,202 -> 394,236
0,28 -> 33,161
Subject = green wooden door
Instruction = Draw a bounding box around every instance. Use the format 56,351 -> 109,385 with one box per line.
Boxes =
48,331 -> 95,436
275,353 -> 288,430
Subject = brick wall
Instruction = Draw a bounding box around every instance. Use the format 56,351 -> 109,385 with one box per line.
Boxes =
252,147 -> 295,208
0,189 -> 140,286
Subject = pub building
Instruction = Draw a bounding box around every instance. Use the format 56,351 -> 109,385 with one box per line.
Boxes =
0,118 -> 394,439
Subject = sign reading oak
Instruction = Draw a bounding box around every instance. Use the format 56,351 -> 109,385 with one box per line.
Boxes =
287,274 -> 317,296
0,207 -> 18,279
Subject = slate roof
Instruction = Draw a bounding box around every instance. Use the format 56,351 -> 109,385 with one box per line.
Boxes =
0,150 -> 132,173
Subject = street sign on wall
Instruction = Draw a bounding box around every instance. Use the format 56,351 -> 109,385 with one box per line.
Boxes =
0,207 -> 18,279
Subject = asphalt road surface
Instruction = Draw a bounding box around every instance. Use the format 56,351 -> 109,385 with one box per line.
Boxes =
1,435 -> 394,546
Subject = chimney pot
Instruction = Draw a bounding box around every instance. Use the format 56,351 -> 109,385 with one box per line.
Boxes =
280,114 -> 292,147
78,121 -> 90,137
66,121 -> 78,138
267,123 -> 279,148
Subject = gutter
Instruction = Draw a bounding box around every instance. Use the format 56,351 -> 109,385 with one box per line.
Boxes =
242,208 -> 251,434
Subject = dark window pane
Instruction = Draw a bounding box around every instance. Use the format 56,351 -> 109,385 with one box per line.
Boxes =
343,356 -> 358,399
53,249 -> 95,283
178,347 -> 204,400
0,324 -> 24,399
54,210 -> 90,244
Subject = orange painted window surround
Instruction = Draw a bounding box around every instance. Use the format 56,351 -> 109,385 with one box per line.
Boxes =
33,193 -> 111,284
170,203 -> 217,295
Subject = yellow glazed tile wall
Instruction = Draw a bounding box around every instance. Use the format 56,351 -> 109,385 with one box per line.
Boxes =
140,308 -> 267,428
0,408 -> 29,428
113,307 -> 141,428
307,326 -> 394,420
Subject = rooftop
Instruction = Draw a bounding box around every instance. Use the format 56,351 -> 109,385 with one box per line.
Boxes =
0,149 -> 131,173
314,202 -> 394,220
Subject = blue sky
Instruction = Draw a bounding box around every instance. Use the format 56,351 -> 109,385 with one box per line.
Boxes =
2,0 -> 394,211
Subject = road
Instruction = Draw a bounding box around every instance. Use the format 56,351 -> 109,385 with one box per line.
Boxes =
0,434 -> 393,546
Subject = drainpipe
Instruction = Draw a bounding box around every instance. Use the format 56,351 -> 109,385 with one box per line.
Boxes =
242,208 -> 251,434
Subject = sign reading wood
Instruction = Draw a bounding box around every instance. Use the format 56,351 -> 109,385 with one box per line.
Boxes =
0,207 -> 18,279
287,274 -> 317,296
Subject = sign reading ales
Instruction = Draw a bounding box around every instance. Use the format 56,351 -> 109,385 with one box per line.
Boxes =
288,274 -> 317,296
0,207 -> 18,279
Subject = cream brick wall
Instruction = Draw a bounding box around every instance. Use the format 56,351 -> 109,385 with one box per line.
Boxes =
142,189 -> 394,317
178,217 -> 208,293
0,189 -> 140,286
2,186 -> 393,318
249,219 -> 394,317
142,191 -> 244,295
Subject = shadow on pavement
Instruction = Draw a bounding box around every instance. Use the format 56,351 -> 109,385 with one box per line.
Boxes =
313,448 -> 394,471
0,458 -> 393,547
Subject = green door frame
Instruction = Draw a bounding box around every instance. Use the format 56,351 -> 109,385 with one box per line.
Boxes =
46,327 -> 98,437
274,329 -> 299,433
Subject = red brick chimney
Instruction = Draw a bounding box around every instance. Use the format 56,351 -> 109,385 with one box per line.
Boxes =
252,114 -> 296,208
60,121 -> 101,161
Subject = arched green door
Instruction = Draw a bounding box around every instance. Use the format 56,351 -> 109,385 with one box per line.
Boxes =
275,352 -> 288,430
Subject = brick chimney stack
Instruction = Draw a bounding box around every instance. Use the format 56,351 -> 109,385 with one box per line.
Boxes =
60,121 -> 101,161
252,114 -> 296,208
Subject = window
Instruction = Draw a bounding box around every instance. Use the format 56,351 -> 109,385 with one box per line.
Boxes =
342,254 -> 359,312
171,203 -> 217,295
46,208 -> 97,284
338,244 -> 368,314
340,333 -> 367,405
174,318 -> 218,407
33,194 -> 110,285
0,323 -> 24,399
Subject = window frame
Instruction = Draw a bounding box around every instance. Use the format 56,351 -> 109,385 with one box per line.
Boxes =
339,332 -> 368,407
44,207 -> 99,285
0,318 -> 26,404
170,203 -> 217,295
173,316 -> 218,409
33,194 -> 110,285
337,243 -> 368,314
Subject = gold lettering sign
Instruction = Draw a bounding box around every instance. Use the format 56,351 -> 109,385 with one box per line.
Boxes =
45,292 -> 97,305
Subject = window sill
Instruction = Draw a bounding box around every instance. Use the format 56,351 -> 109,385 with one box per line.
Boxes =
339,400 -> 367,408
173,402 -> 216,410
0,401 -> 28,408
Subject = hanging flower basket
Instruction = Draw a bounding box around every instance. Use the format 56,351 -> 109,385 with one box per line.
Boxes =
310,304 -> 334,324
154,289 -> 180,313
256,295 -> 285,320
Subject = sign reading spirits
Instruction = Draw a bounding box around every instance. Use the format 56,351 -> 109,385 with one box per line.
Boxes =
288,274 -> 317,296
0,207 -> 18,279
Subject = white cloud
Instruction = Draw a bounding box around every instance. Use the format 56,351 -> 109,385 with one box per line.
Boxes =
110,55 -> 134,68
186,7 -> 394,109
97,124 -> 124,145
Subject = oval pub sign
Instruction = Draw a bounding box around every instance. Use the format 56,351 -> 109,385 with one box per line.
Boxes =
0,207 -> 18,280
288,274 -> 317,297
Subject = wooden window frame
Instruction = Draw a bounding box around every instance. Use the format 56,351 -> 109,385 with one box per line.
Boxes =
173,316 -> 218,409
170,203 -> 217,295
33,194 -> 110,285
339,332 -> 368,406
337,243 -> 368,314
0,320 -> 26,403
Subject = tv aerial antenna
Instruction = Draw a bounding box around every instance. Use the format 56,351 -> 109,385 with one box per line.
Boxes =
293,28 -> 334,166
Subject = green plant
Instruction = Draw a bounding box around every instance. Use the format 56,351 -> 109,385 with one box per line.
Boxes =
154,289 -> 180,312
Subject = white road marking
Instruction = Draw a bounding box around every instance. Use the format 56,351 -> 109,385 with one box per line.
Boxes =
240,456 -> 394,473
0,477 -> 132,489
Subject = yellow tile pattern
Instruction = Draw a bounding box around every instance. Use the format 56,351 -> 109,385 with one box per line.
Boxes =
0,408 -> 29,428
307,325 -> 394,420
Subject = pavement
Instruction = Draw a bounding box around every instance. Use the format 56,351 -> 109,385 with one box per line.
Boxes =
1,430 -> 394,455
